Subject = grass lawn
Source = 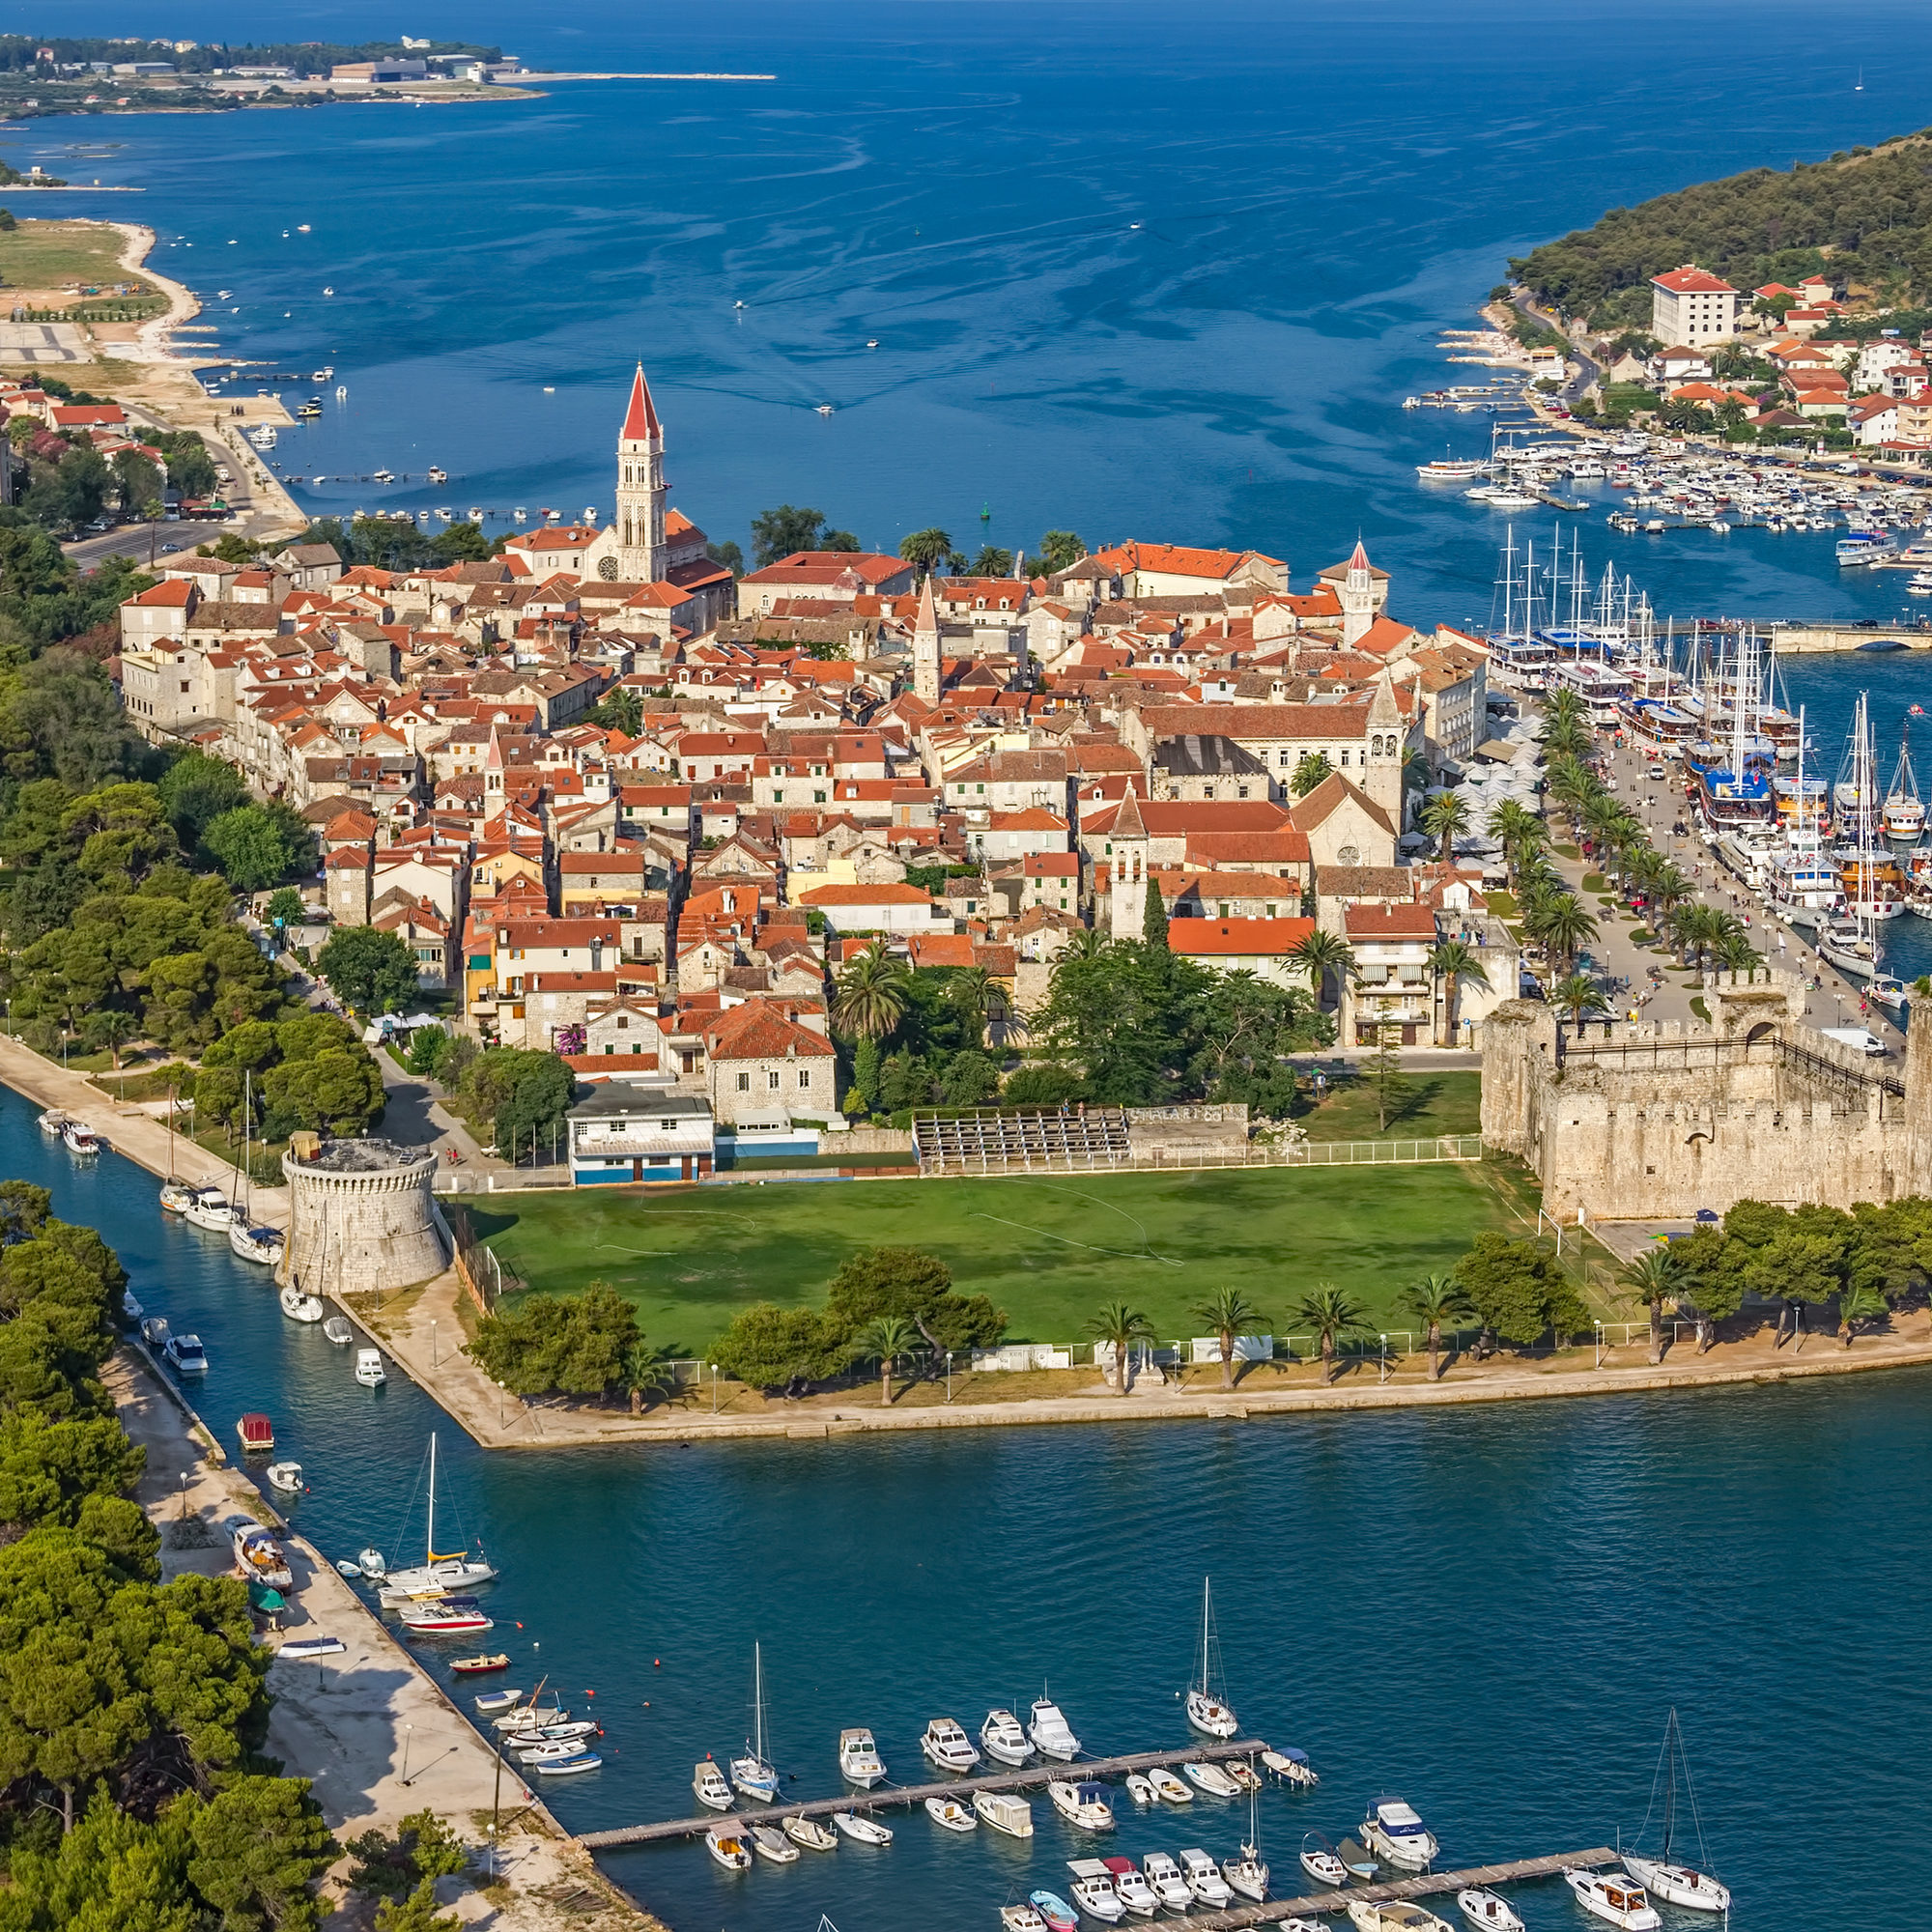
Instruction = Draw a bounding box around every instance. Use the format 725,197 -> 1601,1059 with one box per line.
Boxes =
1296,1069 -> 1480,1142
0,217 -> 153,298
470,1161 -> 1520,1356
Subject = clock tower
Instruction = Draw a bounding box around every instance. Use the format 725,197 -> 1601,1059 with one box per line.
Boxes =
612,363 -> 666,582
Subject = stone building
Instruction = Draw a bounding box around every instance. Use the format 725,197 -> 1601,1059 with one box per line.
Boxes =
279,1137 -> 446,1299
1480,970 -> 1932,1221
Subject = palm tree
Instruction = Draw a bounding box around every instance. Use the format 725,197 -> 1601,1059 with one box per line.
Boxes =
853,1315 -> 922,1406
1836,1281 -> 1889,1348
1550,972 -> 1609,1029
621,1339 -> 675,1414
1618,1245 -> 1683,1364
1290,928 -> 1357,1009
1056,928 -> 1108,970
1528,894 -> 1598,972
1087,1299 -> 1156,1395
1714,930 -> 1761,974
833,939 -> 912,1041
898,530 -> 954,574
1671,902 -> 1719,972
1419,789 -> 1470,863
1396,1271 -> 1473,1380
1543,717 -> 1593,763
1428,939 -> 1492,1047
1544,688 -> 1587,730
947,965 -> 997,1041
1190,1286 -> 1266,1390
1289,1282 -> 1372,1383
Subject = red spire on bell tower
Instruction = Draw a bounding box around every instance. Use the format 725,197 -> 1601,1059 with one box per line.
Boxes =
621,362 -> 661,440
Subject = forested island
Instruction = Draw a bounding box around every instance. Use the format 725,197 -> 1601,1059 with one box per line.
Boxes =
1512,128 -> 1932,334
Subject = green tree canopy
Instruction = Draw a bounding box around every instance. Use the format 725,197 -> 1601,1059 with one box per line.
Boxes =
315,924 -> 419,1017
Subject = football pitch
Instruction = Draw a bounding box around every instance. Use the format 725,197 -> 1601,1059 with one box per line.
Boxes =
469,1162 -> 1520,1357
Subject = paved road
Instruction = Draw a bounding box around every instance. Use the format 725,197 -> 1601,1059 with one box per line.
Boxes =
1511,287 -> 1600,406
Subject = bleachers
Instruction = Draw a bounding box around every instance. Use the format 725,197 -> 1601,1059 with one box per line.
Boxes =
913,1107 -> 1133,1174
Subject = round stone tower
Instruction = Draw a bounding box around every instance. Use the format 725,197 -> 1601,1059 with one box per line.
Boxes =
278,1138 -> 445,1301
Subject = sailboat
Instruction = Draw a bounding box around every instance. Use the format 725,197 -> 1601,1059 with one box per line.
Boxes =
1621,1710 -> 1732,1913
1883,721 -> 1925,848
159,1076 -> 197,1213
1183,1577 -> 1238,1739
375,1434 -> 499,1600
230,1070 -> 285,1266
728,1642 -> 781,1801
1822,693 -> 1896,981
1221,1770 -> 1269,1901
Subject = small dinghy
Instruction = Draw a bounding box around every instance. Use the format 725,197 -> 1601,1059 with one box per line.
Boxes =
266,1462 -> 303,1493
1148,1766 -> 1192,1804
924,1795 -> 976,1832
1124,1773 -> 1155,1805
322,1316 -> 354,1346
751,1824 -> 799,1862
1029,1891 -> 1078,1932
533,1752 -> 601,1776
279,1635 -> 344,1660
831,1810 -> 893,1845
782,1813 -> 838,1851
356,1548 -> 386,1576
1002,1907 -> 1048,1932
334,1560 -> 362,1578
704,1825 -> 751,1870
1457,1889 -> 1524,1931
451,1653 -> 510,1675
473,1687 -> 526,1713
1223,1758 -> 1262,1792
279,1283 -> 325,1323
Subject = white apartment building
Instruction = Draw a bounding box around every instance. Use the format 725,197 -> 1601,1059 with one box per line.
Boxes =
1650,265 -> 1741,348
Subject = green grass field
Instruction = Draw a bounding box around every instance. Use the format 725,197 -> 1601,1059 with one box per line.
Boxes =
1296,1070 -> 1479,1142
471,1161 -> 1520,1357
0,218 -> 152,297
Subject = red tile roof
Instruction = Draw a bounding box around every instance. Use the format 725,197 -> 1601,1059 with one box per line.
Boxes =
621,363 -> 661,440
1651,265 -> 1737,294
1168,916 -> 1315,956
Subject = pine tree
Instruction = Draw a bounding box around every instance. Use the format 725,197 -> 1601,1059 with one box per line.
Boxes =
1142,880 -> 1169,950
1361,1026 -> 1415,1132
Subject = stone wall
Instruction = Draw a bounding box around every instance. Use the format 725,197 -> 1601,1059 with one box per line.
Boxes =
1481,970 -> 1932,1219
1126,1102 -> 1250,1158
279,1138 -> 446,1300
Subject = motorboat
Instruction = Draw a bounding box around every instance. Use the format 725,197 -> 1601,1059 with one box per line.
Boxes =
1301,1834 -> 1350,1886
121,1291 -> 143,1330
265,1461 -> 303,1493
231,1224 -> 283,1266
974,1790 -> 1034,1838
376,1435 -> 497,1595
1141,1852 -> 1192,1909
1002,1906 -> 1049,1932
838,1727 -> 886,1786
398,1603 -> 493,1634
751,1824 -> 799,1863
1361,1797 -> 1438,1868
356,1548 -> 386,1577
164,1332 -> 209,1375
141,1314 -> 171,1350
518,1738 -> 593,1764
1869,972 -> 1910,1010
921,1716 -> 980,1773
532,1751 -> 601,1776
1028,1696 -> 1081,1760
1066,1861 -> 1124,1922
159,1179 -> 197,1213
1348,1905 -> 1455,1932
491,1704 -> 566,1730
355,1349 -> 386,1387
184,1191 -> 238,1232
323,1317 -> 354,1346
1101,1857 -> 1157,1918
704,1825 -> 750,1870
831,1810 -> 892,1845
451,1655 -> 510,1676
1457,1889 -> 1524,1931
1181,1760 -> 1241,1798
1124,1773 -> 1155,1804
231,1519 -> 293,1589
782,1813 -> 838,1851
279,1284 -> 325,1322
236,1412 -> 274,1453
504,1720 -> 598,1746
278,1635 -> 344,1660
474,1686 -> 526,1712
36,1108 -> 69,1136
1620,1859 -> 1729,1912
1223,1758 -> 1262,1792
924,1795 -> 976,1832
1029,1892 -> 1078,1932
693,1761 -> 734,1810
1183,1577 -> 1239,1738
1147,1766 -> 1192,1804
1047,1779 -> 1114,1830
980,1707 -> 1033,1766
1177,1848 -> 1231,1906
1564,1870 -> 1660,1930
1223,1844 -> 1269,1902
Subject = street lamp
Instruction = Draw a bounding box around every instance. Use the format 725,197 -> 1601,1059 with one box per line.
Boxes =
1594,1319 -> 1604,1370
945,1350 -> 953,1403
430,1321 -> 438,1369
1378,1333 -> 1388,1383
710,1364 -> 719,1415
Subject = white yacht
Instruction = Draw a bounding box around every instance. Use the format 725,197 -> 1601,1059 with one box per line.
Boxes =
1181,1760 -> 1241,1797
1177,1848 -> 1231,1906
1001,1907 -> 1048,1932
1066,1861 -> 1124,1922
61,1119 -> 99,1156
703,1824 -> 750,1869
1183,1576 -> 1239,1738
1222,1844 -> 1268,1902
354,1349 -> 386,1387
920,1717 -> 980,1773
980,1708 -> 1033,1765
1141,1852 -> 1192,1910
974,1791 -> 1033,1837
1047,1779 -> 1114,1831
729,1644 -> 781,1801
1262,1746 -> 1319,1787
750,1825 -> 798,1863
36,1107 -> 69,1136
924,1795 -> 976,1832
1348,1905 -> 1455,1932
693,1761 -> 733,1810
1457,1889 -> 1524,1931
1564,1870 -> 1660,1930
1620,1859 -> 1729,1912
1361,1797 -> 1438,1868
279,1283 -> 325,1323
838,1727 -> 886,1786
375,1435 -> 498,1596
1028,1696 -> 1081,1760
163,1331 -> 209,1375
831,1810 -> 893,1844
183,1191 -> 238,1232
1301,1835 -> 1349,1886
1102,1859 -> 1158,1917
230,1224 -> 283,1266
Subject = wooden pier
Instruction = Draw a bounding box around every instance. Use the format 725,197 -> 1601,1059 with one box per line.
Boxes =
579,1739 -> 1275,1848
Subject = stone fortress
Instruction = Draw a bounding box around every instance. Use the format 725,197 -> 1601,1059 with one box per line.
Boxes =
1480,968 -> 1932,1220
278,1136 -> 446,1300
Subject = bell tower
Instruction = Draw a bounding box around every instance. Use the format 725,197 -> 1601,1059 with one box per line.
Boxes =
614,363 -> 666,582
1340,537 -> 1377,647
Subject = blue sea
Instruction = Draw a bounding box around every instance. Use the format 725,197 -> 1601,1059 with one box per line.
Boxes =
11,0 -> 1932,631
11,1090 -> 1932,1932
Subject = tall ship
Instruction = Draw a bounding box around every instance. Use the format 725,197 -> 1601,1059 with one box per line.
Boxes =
1882,722 -> 1925,850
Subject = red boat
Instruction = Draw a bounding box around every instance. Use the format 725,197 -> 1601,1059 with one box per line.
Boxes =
451,1653 -> 511,1674
236,1413 -> 275,1453
400,1605 -> 494,1634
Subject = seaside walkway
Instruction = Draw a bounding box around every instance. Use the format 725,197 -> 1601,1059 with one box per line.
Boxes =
581,1739 -> 1277,1847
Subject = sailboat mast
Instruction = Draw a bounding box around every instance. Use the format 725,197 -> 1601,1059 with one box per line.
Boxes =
1662,1711 -> 1678,1858
426,1433 -> 437,1563
1201,1577 -> 1211,1692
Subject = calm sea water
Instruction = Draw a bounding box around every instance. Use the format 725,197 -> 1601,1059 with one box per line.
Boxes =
10,1090 -> 1929,1930
12,0 -> 1932,626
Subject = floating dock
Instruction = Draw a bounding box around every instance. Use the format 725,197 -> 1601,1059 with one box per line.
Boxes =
580,1739 -> 1276,1848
